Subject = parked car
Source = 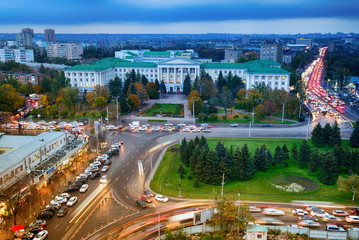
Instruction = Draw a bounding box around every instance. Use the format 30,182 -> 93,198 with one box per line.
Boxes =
136,200 -> 147,208
255,217 -> 284,225
79,184 -> 89,193
346,215 -> 359,223
29,220 -> 47,227
28,225 -> 44,233
101,166 -> 109,172
54,196 -> 67,204
155,194 -> 169,202
262,208 -> 285,216
326,224 -> 345,232
33,230 -> 48,240
90,172 -> 101,179
202,129 -> 212,133
231,124 -> 239,127
333,210 -> 349,217
141,195 -> 152,203
311,210 -> 329,218
249,206 -> 262,213
104,160 -> 112,165
57,206 -> 68,217
59,193 -> 70,199
350,208 -> 359,215
299,215 -> 318,222
46,202 -> 61,209
66,196 -> 78,207
298,220 -> 321,228
306,206 -> 323,212
37,211 -> 54,219
322,215 -> 342,222
144,189 -> 154,197
292,209 -> 308,216
100,175 -> 108,183
65,186 -> 79,192
262,124 -> 271,127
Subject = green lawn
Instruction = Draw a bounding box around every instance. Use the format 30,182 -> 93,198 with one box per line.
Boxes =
139,103 -> 184,117
150,138 -> 355,204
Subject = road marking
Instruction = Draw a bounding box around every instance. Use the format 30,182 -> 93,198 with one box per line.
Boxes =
127,176 -> 129,181
121,170 -> 124,173
54,224 -> 59,229
65,226 -> 70,231
131,169 -> 134,173
116,177 -> 119,181
126,195 -> 129,199
124,186 -> 126,189
126,162 -> 129,166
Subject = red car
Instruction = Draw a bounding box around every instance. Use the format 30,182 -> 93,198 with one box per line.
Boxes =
141,195 -> 152,203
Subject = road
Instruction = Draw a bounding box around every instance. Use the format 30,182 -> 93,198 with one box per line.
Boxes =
41,122 -> 353,240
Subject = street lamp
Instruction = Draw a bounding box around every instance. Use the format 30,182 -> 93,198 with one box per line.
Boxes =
281,100 -> 287,123
192,99 -> 198,125
152,204 -> 161,239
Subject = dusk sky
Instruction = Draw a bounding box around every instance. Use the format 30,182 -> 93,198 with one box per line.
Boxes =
1,0 -> 359,34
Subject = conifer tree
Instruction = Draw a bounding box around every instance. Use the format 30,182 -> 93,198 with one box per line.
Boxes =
331,121 -> 342,147
241,144 -> 255,180
254,145 -> 269,171
349,120 -> 359,148
182,75 -> 192,96
216,71 -> 226,92
318,152 -> 339,185
322,123 -> 333,146
290,144 -> 299,162
274,145 -> 283,164
299,140 -> 311,168
311,123 -> 323,146
282,144 -> 290,162
267,149 -> 273,165
308,149 -> 321,172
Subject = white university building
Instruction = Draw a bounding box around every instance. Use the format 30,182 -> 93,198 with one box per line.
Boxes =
64,50 -> 290,93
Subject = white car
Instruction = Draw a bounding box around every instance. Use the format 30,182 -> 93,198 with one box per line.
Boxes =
101,166 -> 109,172
183,127 -> 191,132
332,210 -> 349,217
54,196 -> 67,204
311,210 -> 329,218
100,175 -> 108,184
249,206 -> 261,213
346,215 -> 359,223
298,220 -> 321,228
46,202 -> 61,209
155,194 -> 169,203
59,193 -> 70,199
66,196 -> 78,207
79,184 -> 89,193
292,209 -> 308,216
322,215 -> 342,222
33,230 -> 48,240
231,124 -> 239,127
192,129 -> 201,133
262,208 -> 285,216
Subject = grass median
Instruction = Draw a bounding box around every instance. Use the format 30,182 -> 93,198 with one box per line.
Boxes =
150,138 -> 353,204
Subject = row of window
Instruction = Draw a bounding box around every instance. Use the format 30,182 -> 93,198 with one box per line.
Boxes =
67,73 -> 95,77
73,78 -> 95,82
255,81 -> 286,86
0,165 -> 24,185
254,75 -> 286,80
115,68 -> 157,73
161,68 -> 197,73
163,80 -> 182,83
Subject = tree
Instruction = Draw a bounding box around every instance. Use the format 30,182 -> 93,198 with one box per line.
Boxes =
146,82 -> 159,99
164,226 -> 187,240
0,84 -> 24,112
308,149 -> 321,173
338,175 -> 359,201
331,121 -> 342,147
299,140 -> 311,168
123,74 -> 131,95
322,123 -> 333,146
160,80 -> 167,94
241,144 -> 255,180
219,87 -> 234,114
282,144 -> 290,162
60,87 -> 79,111
126,94 -> 140,110
350,120 -> 359,148
318,152 -> 339,185
141,75 -> 148,86
182,75 -> 191,96
216,71 -> 226,91
253,145 -> 269,171
291,144 -> 299,162
195,72 -> 216,99
274,145 -> 283,164
108,76 -> 122,97
311,123 -> 323,147
188,90 -> 203,116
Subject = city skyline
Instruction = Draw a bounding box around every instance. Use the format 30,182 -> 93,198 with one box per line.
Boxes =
0,0 -> 358,34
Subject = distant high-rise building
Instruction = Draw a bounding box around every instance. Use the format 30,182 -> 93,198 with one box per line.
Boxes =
16,28 -> 34,47
223,49 -> 243,63
296,38 -> 312,48
44,28 -> 56,42
242,35 -> 250,45
46,43 -> 83,60
260,41 -> 283,63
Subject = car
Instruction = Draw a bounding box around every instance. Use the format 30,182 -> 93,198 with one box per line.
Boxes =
111,148 -> 119,155
104,160 -> 112,165
33,230 -> 48,240
46,202 -> 61,209
100,175 -> 108,183
101,166 -> 109,172
59,193 -> 70,199
311,210 -> 329,218
306,205 -> 323,212
57,206 -> 68,217
152,126 -> 160,132
333,210 -> 349,217
65,186 -> 79,192
37,211 -> 54,219
231,124 -> 239,127
54,196 -> 67,204
298,220 -> 321,228
192,129 -> 201,133
177,123 -> 186,127
287,224 -> 301,228
141,195 -> 153,203
292,209 -> 308,216
88,167 -> 99,172
90,172 -> 101,179
326,224 -> 345,232
322,215 -> 342,222
155,194 -> 169,203
350,208 -> 359,215
28,225 -> 44,233
183,127 -> 191,132
262,124 -> 271,127
255,217 -> 284,225
299,215 -> 318,222
66,196 -> 78,207
79,184 -> 89,193
262,208 -> 285,216
144,189 -> 154,197
29,220 -> 47,227
249,206 -> 261,213
346,215 -> 359,223
136,200 -> 147,208
202,129 -> 212,133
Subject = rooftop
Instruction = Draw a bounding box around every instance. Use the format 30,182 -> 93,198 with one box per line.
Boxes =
0,131 -> 66,173
143,51 -> 171,56
65,57 -> 129,71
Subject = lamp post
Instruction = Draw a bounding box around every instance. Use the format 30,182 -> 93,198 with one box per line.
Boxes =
281,100 -> 287,123
306,113 -> 311,139
192,99 -> 198,125
152,204 -> 161,239
221,173 -> 225,198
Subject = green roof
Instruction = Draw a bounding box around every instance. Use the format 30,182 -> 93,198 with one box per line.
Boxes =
143,51 -> 170,56
202,59 -> 290,75
175,51 -> 183,56
65,58 -> 128,71
126,51 -> 138,57
125,56 -> 135,59
114,61 -> 157,68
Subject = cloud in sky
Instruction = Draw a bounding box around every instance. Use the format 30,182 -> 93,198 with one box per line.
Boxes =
0,0 -> 358,33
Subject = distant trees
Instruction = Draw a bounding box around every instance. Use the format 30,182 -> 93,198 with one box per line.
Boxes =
350,120 -> 359,148
311,122 -> 341,147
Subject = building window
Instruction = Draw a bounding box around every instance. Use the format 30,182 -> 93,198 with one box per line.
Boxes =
73,73 -> 77,76
282,82 -> 285,85
261,76 -> 266,80
254,76 -> 259,80
281,76 -> 286,80
85,73 -> 88,77
91,73 -> 94,76
79,73 -> 82,77
163,80 -> 167,83
275,76 -> 280,80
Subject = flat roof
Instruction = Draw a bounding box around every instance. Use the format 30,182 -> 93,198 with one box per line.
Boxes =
0,131 -> 66,173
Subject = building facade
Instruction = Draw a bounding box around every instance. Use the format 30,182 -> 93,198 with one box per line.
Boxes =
16,28 -> 34,47
46,43 -> 83,60
65,56 -> 290,93
44,28 -> 56,42
0,48 -> 34,63
260,41 -> 283,63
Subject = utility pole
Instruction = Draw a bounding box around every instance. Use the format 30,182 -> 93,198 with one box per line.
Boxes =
106,106 -> 109,125
281,101 -> 286,123
307,113 -> 311,139
192,99 -> 198,125
221,173 -> 225,198
249,120 -> 251,138
116,96 -> 119,124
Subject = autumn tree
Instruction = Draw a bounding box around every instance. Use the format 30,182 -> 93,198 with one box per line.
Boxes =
338,175 -> 359,201
0,84 -> 24,112
188,90 -> 203,117
126,94 -> 140,110
145,82 -> 159,99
